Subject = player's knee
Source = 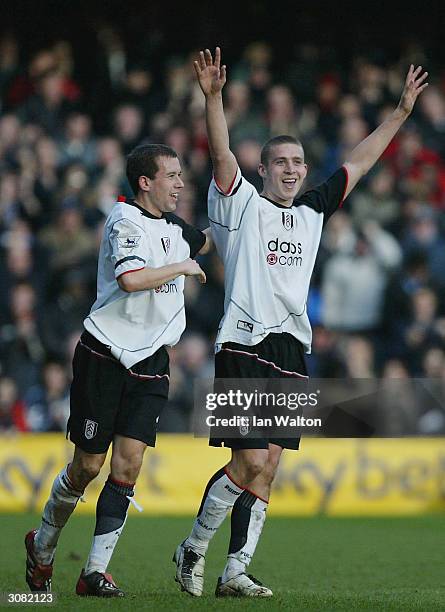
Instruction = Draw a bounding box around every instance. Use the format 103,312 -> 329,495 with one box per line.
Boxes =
70,453 -> 104,488
233,452 -> 268,483
246,458 -> 268,480
110,453 -> 143,484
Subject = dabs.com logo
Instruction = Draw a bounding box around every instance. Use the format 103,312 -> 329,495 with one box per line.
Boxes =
155,282 -> 178,294
267,238 -> 303,266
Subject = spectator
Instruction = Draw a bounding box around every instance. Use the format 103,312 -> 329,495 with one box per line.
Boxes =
0,113 -> 21,162
342,336 -> 376,378
306,326 -> 344,378
266,84 -> 298,137
234,139 -> 263,192
19,69 -> 75,138
0,171 -> 24,231
315,73 -> 342,144
0,33 -> 20,110
38,196 -> 96,273
94,136 -> 125,186
34,136 -> 59,218
418,85 -> 445,159
224,80 -> 268,147
402,287 -> 444,373
349,163 -> 400,229
0,221 -> 48,311
321,222 -> 401,333
0,377 -> 28,432
402,205 -> 445,287
320,114 -> 369,178
112,104 -> 145,155
58,112 -> 97,168
40,268 -> 92,360
24,360 -> 70,432
378,359 -> 419,435
0,282 -> 45,393
381,251 -> 439,357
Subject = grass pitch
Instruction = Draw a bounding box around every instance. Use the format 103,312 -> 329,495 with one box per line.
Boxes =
0,514 -> 443,611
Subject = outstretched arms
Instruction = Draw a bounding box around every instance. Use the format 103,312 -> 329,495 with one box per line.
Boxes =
343,65 -> 429,199
194,47 -> 238,193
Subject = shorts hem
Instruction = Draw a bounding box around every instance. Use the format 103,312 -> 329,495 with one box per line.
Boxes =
209,437 -> 300,450
113,431 -> 156,447
69,435 -> 111,455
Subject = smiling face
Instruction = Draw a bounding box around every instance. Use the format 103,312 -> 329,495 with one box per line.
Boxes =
259,143 -> 308,205
140,156 -> 184,215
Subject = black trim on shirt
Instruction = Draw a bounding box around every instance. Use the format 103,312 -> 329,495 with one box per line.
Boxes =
293,166 -> 348,223
209,192 -> 256,233
115,255 -> 146,270
124,200 -> 206,257
214,176 -> 243,198
259,195 -> 293,209
127,200 -> 163,219
163,213 -> 206,257
230,298 -> 307,327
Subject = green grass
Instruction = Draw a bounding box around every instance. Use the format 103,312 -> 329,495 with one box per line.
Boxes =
1,514 -> 444,611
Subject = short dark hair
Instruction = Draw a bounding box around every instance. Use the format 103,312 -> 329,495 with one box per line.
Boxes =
126,144 -> 178,194
260,135 -> 304,166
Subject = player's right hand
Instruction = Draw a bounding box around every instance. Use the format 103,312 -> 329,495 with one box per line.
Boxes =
182,258 -> 206,284
194,47 -> 226,96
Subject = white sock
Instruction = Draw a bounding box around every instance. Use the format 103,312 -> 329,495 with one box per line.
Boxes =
222,494 -> 268,582
185,468 -> 244,556
34,465 -> 83,564
84,476 -> 133,575
84,516 -> 127,574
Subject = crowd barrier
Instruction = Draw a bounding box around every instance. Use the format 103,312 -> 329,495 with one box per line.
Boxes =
0,434 -> 444,515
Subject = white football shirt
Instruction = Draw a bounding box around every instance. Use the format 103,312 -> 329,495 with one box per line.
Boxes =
208,166 -> 348,352
84,198 -> 205,368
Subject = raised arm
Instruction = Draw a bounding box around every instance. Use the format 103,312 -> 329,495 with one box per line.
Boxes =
343,65 -> 428,199
194,47 -> 238,192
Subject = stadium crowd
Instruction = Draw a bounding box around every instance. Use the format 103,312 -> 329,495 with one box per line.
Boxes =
0,31 -> 445,435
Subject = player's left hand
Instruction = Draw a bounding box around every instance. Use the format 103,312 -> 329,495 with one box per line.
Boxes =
397,65 -> 428,116
194,47 -> 226,97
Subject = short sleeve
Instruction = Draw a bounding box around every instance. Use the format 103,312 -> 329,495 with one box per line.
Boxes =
297,166 -> 349,222
163,213 -> 206,257
208,167 -> 257,231
110,218 -> 148,278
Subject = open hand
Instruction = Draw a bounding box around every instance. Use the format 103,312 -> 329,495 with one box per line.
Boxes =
194,47 -> 226,97
397,65 -> 428,116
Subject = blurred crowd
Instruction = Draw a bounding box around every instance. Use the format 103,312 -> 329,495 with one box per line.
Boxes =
1,30 -> 445,435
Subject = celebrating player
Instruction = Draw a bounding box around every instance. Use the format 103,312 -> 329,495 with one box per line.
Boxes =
174,48 -> 428,597
25,144 -> 212,597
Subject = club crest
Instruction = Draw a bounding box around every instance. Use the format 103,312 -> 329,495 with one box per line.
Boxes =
161,237 -> 171,255
239,417 -> 250,437
281,211 -> 294,230
84,419 -> 98,440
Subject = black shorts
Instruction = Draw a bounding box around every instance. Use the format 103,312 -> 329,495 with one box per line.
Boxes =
209,332 -> 307,451
68,331 -> 169,454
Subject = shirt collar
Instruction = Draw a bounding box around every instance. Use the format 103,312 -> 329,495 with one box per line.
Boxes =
259,195 -> 295,209
127,199 -> 164,220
